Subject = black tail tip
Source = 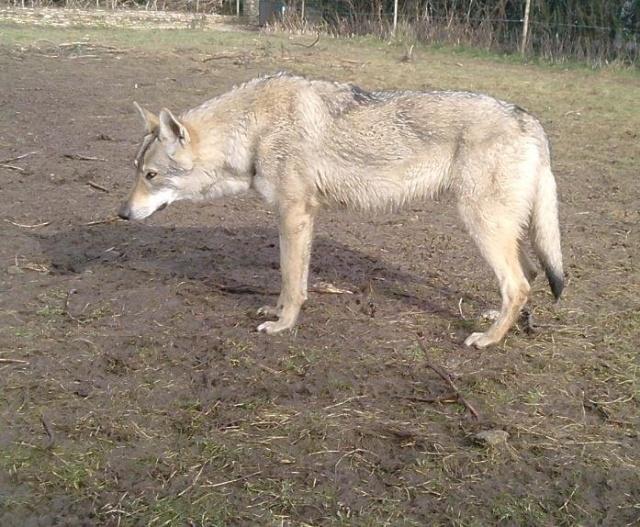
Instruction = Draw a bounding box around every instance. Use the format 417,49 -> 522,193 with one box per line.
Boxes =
546,269 -> 564,301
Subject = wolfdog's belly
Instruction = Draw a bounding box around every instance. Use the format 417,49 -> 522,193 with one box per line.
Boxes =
313,153 -> 453,211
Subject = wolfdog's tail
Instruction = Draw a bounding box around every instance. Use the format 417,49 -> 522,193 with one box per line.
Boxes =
531,164 -> 564,300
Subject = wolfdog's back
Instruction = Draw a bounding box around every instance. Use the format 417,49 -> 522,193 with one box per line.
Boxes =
183,74 -> 550,213
258,76 -> 551,212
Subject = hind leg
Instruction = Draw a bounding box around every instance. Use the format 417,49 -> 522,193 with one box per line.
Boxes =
460,205 -> 531,348
481,242 -> 536,323
519,242 -> 538,283
465,239 -> 531,348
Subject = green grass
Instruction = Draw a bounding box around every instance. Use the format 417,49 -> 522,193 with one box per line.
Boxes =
491,493 -> 549,526
2,21 -> 639,76
0,23 -> 254,50
1,17 -> 639,527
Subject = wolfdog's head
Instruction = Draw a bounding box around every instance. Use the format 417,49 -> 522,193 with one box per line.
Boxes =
120,102 -> 253,220
120,100 -> 245,221
118,103 -> 197,220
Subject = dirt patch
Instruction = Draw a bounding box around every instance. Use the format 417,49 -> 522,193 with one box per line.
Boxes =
0,23 -> 639,526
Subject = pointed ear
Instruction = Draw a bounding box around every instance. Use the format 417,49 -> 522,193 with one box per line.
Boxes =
159,108 -> 190,145
133,101 -> 159,134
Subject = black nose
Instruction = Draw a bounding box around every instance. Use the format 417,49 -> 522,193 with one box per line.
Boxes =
118,204 -> 130,221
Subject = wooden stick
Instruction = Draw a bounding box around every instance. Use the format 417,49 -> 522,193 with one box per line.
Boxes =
41,414 -> 55,449
0,163 -> 25,172
521,0 -> 532,55
395,392 -> 458,404
202,470 -> 262,489
291,33 -> 320,48
177,462 -> 208,497
0,358 -> 30,364
214,283 -> 274,295
208,281 -> 353,297
86,181 -> 109,193
0,151 -> 37,164
201,52 -> 248,63
5,219 -> 52,229
417,340 -> 480,419
83,217 -> 120,226
64,153 -> 105,161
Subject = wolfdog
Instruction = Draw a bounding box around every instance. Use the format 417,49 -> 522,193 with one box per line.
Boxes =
118,73 -> 564,348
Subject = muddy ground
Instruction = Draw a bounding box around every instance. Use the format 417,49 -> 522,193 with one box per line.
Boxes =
0,20 -> 639,526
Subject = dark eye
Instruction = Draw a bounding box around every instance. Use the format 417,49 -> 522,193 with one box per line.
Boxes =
145,171 -> 158,181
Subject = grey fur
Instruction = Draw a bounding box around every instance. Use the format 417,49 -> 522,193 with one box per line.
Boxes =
120,74 -> 564,348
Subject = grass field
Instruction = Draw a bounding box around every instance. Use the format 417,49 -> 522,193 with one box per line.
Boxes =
0,15 -> 639,526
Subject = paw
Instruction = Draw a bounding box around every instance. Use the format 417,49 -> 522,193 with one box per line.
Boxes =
257,305 -> 281,317
257,320 -> 294,335
464,332 -> 497,349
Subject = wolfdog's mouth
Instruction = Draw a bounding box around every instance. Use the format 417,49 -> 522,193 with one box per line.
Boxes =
156,203 -> 168,212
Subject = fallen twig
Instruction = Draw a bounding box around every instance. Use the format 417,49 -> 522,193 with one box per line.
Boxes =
0,163 -> 25,172
0,358 -> 30,365
458,297 -> 465,319
310,281 -> 353,295
178,462 -> 208,497
86,181 -> 109,193
58,41 -> 92,48
257,363 -> 282,375
400,44 -> 415,62
215,283 -> 275,295
291,33 -> 320,48
417,339 -> 480,419
58,42 -> 123,52
19,262 -> 49,273
64,153 -> 106,162
211,281 -> 353,297
41,414 -> 55,449
202,52 -> 247,62
5,219 -> 52,229
395,392 -> 458,404
0,151 -> 37,164
202,470 -> 262,489
323,395 -> 366,410
83,217 -> 120,226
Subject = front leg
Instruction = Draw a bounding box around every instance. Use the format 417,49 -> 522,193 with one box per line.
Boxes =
257,203 -> 315,335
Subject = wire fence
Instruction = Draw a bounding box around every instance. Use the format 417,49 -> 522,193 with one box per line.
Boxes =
264,0 -> 640,65
1,0 -> 638,64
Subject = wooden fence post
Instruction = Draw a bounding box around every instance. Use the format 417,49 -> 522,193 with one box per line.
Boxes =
393,0 -> 398,36
521,0 -> 532,55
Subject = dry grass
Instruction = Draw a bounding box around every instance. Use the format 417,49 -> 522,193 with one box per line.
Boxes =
0,17 -> 639,526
